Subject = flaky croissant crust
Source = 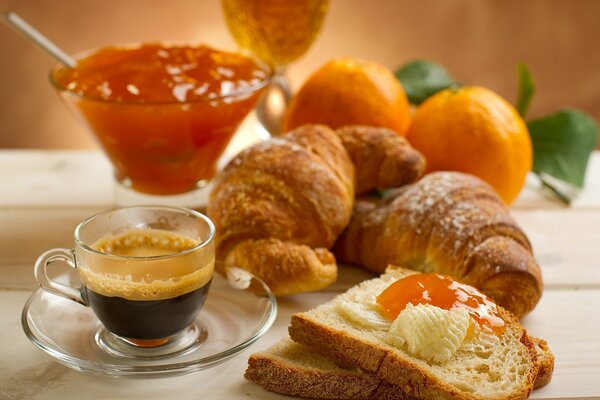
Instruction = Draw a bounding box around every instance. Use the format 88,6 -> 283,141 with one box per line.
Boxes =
334,172 -> 543,317
208,124 -> 426,296
208,125 -> 355,294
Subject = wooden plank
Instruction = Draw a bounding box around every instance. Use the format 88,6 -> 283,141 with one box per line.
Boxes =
2,208 -> 600,291
512,210 -> 600,289
0,150 -> 114,208
0,208 -> 99,290
522,289 -> 600,399
1,288 -> 598,399
0,139 -> 598,211
0,113 -> 262,209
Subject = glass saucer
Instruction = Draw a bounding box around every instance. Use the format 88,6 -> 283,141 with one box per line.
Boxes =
21,268 -> 277,378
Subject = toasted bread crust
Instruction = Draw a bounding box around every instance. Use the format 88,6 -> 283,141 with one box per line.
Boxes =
245,352 -> 411,399
245,335 -> 552,399
531,338 -> 554,389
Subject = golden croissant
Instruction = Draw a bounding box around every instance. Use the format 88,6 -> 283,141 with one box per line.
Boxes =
208,124 -> 425,295
334,171 -> 543,317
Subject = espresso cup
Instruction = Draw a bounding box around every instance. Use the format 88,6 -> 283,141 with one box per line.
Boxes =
34,205 -> 215,356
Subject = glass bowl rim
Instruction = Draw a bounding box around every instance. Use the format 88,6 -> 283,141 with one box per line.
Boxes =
49,41 -> 274,106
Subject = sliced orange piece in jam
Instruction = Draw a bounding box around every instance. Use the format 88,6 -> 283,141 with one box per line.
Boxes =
376,273 -> 505,334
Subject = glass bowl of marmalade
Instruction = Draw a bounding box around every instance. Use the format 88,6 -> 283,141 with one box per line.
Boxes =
50,43 -> 272,200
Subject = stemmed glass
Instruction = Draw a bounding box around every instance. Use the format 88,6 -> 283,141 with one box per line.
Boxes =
221,0 -> 329,135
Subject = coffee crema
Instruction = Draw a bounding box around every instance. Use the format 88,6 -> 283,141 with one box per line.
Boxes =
93,229 -> 199,257
79,229 -> 214,301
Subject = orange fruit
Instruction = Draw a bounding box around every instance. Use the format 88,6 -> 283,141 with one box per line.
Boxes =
282,57 -> 411,135
407,86 -> 532,204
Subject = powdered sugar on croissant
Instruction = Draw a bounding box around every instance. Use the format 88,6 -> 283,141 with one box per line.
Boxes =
334,172 -> 543,317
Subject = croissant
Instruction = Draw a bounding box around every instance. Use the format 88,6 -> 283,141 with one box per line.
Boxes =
208,124 -> 425,295
337,125 -> 426,194
334,171 -> 543,317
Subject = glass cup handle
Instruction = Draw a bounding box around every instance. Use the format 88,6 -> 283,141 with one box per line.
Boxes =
34,248 -> 86,305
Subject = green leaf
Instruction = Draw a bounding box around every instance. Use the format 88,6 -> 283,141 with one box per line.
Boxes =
395,60 -> 456,105
516,63 -> 535,118
528,109 -> 598,202
537,173 -> 579,205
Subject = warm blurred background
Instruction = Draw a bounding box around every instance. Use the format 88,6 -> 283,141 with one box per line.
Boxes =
0,0 -> 598,149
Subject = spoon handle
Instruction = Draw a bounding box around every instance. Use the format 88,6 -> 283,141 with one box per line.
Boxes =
2,12 -> 77,68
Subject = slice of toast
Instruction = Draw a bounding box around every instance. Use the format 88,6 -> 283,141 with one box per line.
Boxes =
288,267 -> 546,400
245,337 -> 409,400
245,336 -> 553,400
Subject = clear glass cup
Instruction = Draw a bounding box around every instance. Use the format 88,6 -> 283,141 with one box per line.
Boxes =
34,205 -> 216,358
50,43 -> 272,206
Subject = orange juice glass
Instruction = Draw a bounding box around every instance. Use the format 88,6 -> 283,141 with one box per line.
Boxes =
51,43 -> 272,196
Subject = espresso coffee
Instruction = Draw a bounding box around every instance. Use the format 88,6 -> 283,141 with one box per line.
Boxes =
79,229 -> 214,340
85,282 -> 211,339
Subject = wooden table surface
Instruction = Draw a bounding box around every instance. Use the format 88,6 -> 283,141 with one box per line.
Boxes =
1,116 -> 599,399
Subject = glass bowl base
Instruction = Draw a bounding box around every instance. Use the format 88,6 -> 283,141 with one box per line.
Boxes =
113,179 -> 213,210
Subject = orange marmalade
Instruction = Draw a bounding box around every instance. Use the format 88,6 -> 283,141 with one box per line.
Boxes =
51,43 -> 270,195
376,273 -> 505,334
